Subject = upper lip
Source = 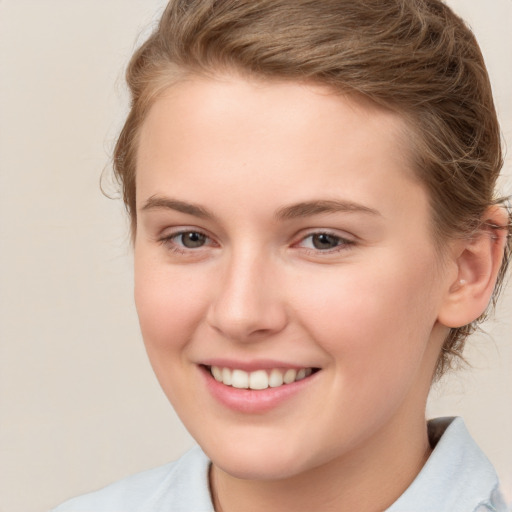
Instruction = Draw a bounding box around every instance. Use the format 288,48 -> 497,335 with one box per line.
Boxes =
199,358 -> 319,372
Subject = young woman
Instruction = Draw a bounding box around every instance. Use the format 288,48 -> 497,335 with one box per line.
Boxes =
52,1 -> 511,511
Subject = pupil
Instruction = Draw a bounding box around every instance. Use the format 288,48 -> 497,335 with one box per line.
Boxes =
182,232 -> 206,248
312,233 -> 338,250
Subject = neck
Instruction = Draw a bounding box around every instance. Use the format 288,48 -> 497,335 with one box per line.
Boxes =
210,412 -> 432,512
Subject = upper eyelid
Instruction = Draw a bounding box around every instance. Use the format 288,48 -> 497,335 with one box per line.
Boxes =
294,228 -> 356,242
157,228 -> 216,247
296,234 -> 354,247
156,227 -> 356,246
159,226 -> 212,238
291,229 -> 358,254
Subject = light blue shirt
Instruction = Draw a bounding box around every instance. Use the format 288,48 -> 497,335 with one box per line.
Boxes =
51,417 -> 508,512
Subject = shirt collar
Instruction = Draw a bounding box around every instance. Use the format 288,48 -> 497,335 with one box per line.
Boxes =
387,416 -> 503,512
168,417 -> 503,512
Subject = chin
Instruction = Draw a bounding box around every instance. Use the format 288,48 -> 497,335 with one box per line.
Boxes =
202,432 -> 327,481
212,453 -> 308,481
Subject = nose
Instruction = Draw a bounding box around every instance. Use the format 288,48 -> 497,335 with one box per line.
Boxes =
206,249 -> 288,342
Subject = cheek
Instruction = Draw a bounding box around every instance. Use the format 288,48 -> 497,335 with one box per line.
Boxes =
133,253 -> 209,353
294,253 -> 441,373
133,254 -> 212,412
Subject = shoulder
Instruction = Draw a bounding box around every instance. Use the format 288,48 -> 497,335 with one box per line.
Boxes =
50,446 -> 214,512
388,417 -> 509,512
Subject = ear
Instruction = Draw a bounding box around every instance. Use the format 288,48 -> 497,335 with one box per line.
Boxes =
437,206 -> 509,329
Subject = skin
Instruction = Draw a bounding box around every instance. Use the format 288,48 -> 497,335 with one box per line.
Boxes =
133,75 -> 505,512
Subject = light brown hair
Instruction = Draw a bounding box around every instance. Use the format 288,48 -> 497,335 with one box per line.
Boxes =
114,0 -> 511,377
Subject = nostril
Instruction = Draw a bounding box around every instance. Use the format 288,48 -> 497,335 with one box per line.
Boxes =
206,302 -> 288,342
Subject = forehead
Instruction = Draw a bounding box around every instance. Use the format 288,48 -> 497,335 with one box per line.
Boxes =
136,75 -> 426,225
138,75 -> 408,153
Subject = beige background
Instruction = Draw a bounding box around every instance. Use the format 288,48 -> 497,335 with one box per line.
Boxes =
0,1 -> 510,511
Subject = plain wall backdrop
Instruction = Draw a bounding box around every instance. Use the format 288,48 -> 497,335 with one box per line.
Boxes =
0,1 -> 510,511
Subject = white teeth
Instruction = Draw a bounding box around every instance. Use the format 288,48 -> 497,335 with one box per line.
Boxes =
249,370 -> 269,390
268,368 -> 284,388
283,368 -> 297,384
209,366 -> 314,390
211,366 -> 223,382
296,368 -> 306,381
222,367 -> 232,385
231,369 -> 249,389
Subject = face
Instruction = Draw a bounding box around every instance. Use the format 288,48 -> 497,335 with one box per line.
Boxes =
134,75 -> 453,480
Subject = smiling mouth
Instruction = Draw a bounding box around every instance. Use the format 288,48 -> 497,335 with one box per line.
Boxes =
205,366 -> 319,390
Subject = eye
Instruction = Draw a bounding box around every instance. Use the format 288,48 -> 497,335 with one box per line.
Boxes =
308,233 -> 342,250
296,231 -> 355,253
176,231 -> 207,248
158,229 -> 214,253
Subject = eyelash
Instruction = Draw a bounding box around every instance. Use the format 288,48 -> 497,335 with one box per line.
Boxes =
157,229 -> 356,256
295,231 -> 355,254
157,230 -> 216,255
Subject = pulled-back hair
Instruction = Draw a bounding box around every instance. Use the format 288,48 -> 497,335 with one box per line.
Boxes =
114,0 -> 511,378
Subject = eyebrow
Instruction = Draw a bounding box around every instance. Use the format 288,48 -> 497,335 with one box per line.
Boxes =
140,196 -> 380,221
140,196 -> 214,219
275,199 -> 381,220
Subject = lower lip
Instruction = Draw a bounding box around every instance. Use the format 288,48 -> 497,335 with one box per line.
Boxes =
199,366 -> 319,414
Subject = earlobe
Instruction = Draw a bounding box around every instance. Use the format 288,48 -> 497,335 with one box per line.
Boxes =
437,206 -> 509,329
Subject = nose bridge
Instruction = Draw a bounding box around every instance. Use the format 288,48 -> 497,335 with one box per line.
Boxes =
207,243 -> 286,341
